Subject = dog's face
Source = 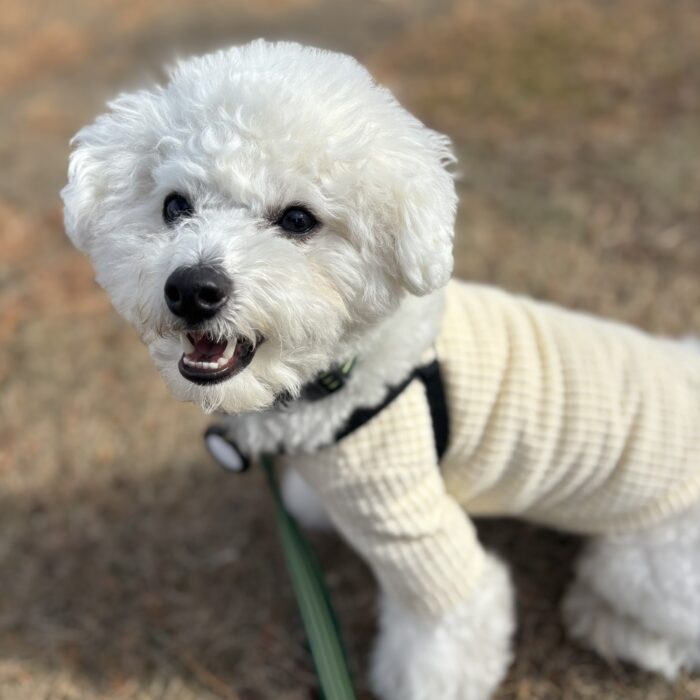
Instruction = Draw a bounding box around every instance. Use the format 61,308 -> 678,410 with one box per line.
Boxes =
62,41 -> 457,413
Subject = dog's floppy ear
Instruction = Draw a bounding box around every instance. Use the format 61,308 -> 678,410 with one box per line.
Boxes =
389,129 -> 458,296
62,90 -> 162,254
62,134 -> 105,254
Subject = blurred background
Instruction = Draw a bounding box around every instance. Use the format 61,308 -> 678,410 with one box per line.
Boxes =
2,1 -> 700,698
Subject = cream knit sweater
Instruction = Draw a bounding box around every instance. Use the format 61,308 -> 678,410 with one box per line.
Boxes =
289,281 -> 700,616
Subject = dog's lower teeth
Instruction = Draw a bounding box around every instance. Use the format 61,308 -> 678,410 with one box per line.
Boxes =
182,356 -> 229,370
182,355 -> 227,369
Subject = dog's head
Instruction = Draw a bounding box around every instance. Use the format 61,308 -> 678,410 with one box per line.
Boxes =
62,41 -> 457,413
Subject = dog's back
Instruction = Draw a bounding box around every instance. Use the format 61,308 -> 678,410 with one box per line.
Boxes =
438,281 -> 700,535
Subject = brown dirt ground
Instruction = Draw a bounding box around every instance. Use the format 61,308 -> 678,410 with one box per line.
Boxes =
2,1 -> 700,698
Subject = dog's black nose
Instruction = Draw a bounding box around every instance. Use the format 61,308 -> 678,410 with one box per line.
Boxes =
164,265 -> 232,324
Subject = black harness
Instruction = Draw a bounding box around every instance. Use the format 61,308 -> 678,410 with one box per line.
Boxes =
205,358 -> 450,472
334,359 -> 449,460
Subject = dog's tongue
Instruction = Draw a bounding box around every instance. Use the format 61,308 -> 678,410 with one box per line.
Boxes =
189,335 -> 228,361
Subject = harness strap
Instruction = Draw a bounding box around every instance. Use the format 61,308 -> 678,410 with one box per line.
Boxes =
335,358 -> 450,461
415,360 -> 450,462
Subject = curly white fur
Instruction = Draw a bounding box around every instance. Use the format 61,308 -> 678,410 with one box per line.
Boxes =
63,40 -> 700,699
563,498 -> 700,679
371,553 -> 514,700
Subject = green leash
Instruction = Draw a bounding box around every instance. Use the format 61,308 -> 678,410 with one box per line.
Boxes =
259,455 -> 357,700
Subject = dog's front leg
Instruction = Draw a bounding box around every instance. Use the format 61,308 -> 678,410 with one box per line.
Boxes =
289,425 -> 515,699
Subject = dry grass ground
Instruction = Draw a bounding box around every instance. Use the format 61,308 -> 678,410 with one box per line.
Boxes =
2,1 -> 700,698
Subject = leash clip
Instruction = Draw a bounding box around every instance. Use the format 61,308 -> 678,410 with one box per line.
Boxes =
204,425 -> 250,473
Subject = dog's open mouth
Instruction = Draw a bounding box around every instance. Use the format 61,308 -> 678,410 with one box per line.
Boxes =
178,332 -> 260,385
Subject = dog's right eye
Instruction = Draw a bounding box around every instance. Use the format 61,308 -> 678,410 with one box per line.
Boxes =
163,193 -> 194,226
277,206 -> 318,236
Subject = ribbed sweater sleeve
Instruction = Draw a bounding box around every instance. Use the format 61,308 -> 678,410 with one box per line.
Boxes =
290,380 -> 486,617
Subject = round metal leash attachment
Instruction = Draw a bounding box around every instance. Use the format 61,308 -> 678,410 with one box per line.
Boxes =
204,425 -> 250,473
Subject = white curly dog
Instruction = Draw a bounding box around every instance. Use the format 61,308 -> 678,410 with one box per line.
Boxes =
63,41 -> 700,700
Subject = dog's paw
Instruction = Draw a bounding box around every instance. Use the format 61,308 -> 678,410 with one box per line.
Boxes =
280,468 -> 335,532
563,577 -> 700,679
370,553 -> 514,700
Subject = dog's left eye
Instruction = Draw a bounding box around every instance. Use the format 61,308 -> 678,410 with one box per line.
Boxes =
277,207 -> 318,235
163,193 -> 194,226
